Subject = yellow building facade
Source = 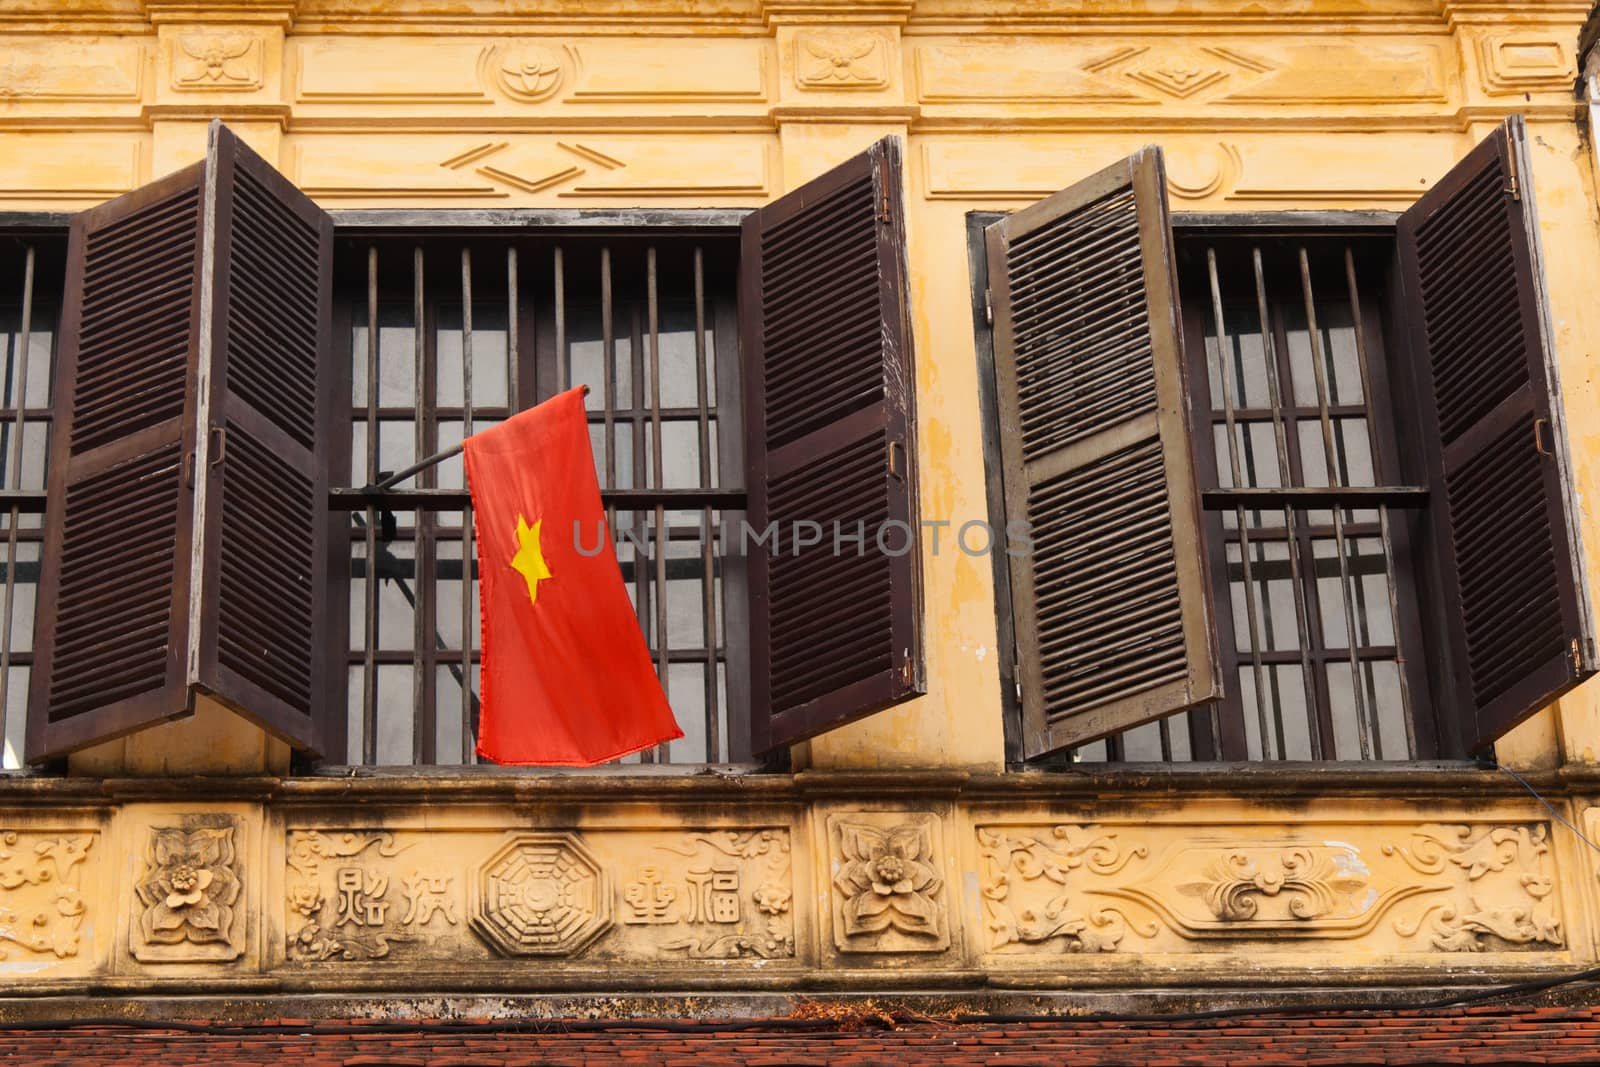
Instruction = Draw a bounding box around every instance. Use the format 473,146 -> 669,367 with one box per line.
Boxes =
3,0 -> 1600,1012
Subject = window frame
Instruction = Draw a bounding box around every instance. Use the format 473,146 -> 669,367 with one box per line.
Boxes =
315,208 -> 760,772
1175,225 -> 1438,762
970,208 -> 1484,768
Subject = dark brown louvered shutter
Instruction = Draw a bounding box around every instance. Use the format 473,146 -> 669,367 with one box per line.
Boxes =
27,121 -> 332,761
988,147 -> 1220,759
741,136 -> 924,754
1397,115 -> 1596,753
190,124 -> 333,753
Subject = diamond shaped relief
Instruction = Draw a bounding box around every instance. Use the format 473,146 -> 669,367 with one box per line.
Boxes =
1088,45 -> 1273,102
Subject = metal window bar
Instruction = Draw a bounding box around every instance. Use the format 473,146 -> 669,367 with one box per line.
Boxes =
1296,247 -> 1373,759
1206,248 -> 1277,758
0,244 -> 46,770
341,235 -> 741,767
1074,239 -> 1422,764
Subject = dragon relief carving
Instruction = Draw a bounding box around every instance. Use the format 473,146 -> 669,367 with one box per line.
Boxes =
1385,823 -> 1563,952
977,825 -> 1149,953
286,830 -> 414,961
0,831 -> 92,960
656,829 -> 795,960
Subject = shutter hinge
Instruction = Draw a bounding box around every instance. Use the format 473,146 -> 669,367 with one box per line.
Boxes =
184,449 -> 195,489
1014,664 -> 1023,704
901,655 -> 913,686
1506,147 -> 1521,201
984,288 -> 993,326
1573,637 -> 1583,673
879,185 -> 891,224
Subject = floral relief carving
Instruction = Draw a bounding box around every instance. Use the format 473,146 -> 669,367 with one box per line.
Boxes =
1181,848 -> 1366,922
1385,824 -> 1563,952
796,33 -> 889,90
286,830 -> 412,962
829,814 -> 948,953
174,34 -> 263,90
1099,838 -> 1432,941
657,829 -> 795,960
0,831 -> 93,960
132,823 -> 243,961
977,825 -> 1149,954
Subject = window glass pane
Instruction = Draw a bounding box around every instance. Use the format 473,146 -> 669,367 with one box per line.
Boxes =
1226,537 -> 1300,652
1204,302 -> 1273,410
1284,299 -> 1363,407
657,301 -> 706,409
437,304 -> 509,409
436,664 -> 480,766
1313,537 -> 1393,649
351,304 -> 417,409
2,663 -> 26,770
1327,660 -> 1406,759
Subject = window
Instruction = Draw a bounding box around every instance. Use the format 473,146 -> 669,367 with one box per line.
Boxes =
330,232 -> 748,765
0,228 -> 63,769
978,117 -> 1596,765
1089,231 -> 1436,762
19,122 -> 928,768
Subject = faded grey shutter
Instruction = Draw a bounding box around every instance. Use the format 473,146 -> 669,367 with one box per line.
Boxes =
27,121 -> 332,761
741,136 -> 924,754
988,147 -> 1220,759
1397,115 -> 1595,753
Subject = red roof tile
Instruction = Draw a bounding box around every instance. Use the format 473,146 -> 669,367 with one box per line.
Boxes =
3,1004 -> 1600,1066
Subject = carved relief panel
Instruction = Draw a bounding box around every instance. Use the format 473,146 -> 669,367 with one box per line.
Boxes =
824,811 -> 953,957
278,823 -> 799,967
973,817 -> 1571,964
0,826 -> 98,970
129,814 -> 247,964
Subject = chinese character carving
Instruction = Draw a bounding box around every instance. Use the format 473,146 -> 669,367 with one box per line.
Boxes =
335,867 -> 390,927
624,866 -> 678,925
686,863 -> 740,925
401,872 -> 457,927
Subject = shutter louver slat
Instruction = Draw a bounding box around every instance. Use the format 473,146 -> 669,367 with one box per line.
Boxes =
989,148 -> 1221,759
1398,115 -> 1596,753
47,445 -> 184,723
742,137 -> 925,753
215,421 -> 316,712
27,121 -> 333,762
70,186 -> 197,455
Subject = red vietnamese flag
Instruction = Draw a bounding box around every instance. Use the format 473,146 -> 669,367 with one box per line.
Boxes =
463,386 -> 682,764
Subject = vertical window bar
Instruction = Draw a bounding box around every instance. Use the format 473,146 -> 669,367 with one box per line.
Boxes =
507,247 -> 521,412
647,246 -> 670,760
362,246 -> 380,764
460,246 -> 476,764
1207,250 -> 1276,758
1252,248 -> 1321,760
0,245 -> 35,756
413,247 -> 429,765
693,247 -> 719,761
1344,247 -> 1414,755
628,300 -> 651,759
1297,247 -> 1373,759
600,248 -> 620,600
601,248 -> 616,488
554,247 -> 567,394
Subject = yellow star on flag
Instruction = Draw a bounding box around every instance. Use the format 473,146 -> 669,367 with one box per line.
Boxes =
510,513 -> 553,607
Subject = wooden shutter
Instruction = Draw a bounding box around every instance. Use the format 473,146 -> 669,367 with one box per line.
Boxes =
988,147 -> 1220,759
1397,115 -> 1596,753
27,121 -> 332,761
741,137 -> 923,753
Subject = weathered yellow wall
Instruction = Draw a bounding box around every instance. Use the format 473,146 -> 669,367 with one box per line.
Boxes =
4,0 -> 1600,1002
